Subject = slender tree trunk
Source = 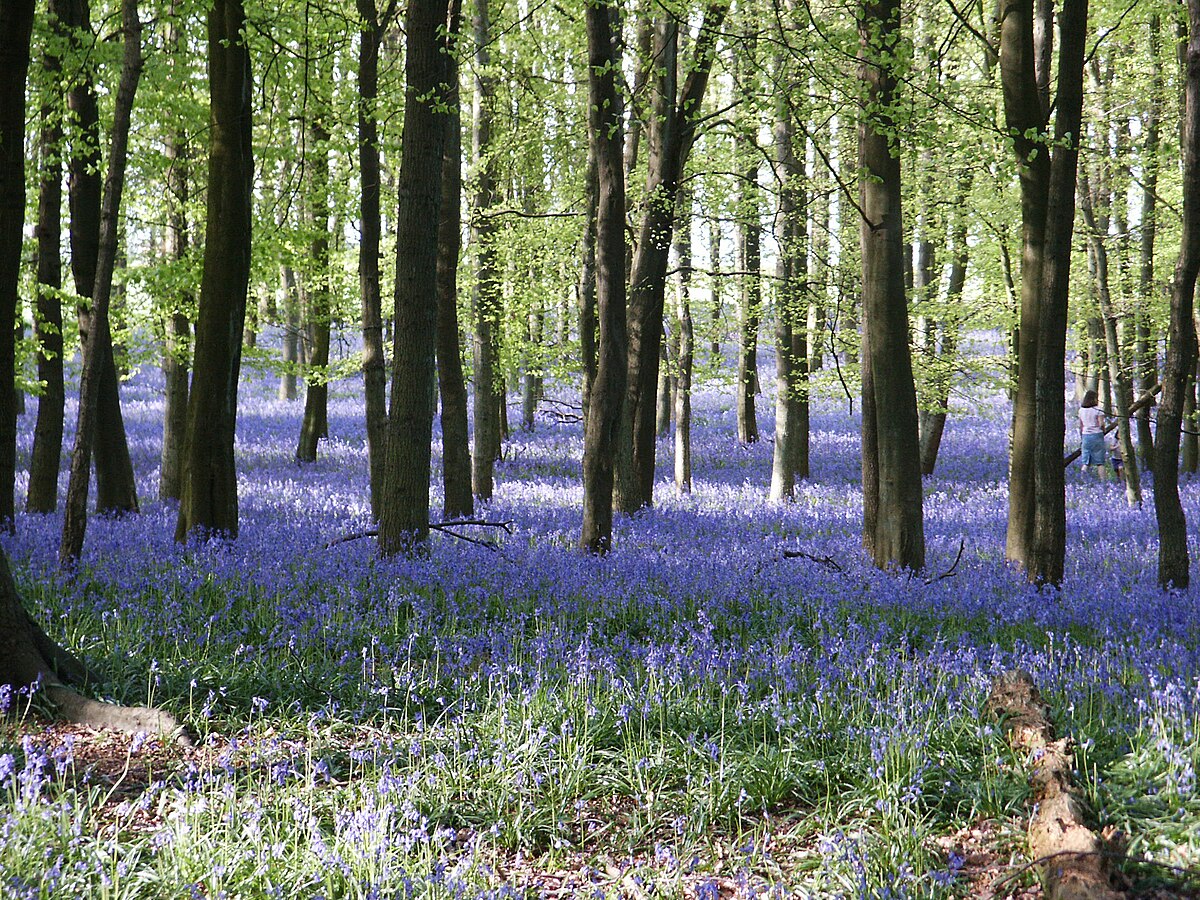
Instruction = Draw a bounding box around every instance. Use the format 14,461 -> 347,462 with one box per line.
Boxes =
616,3 -> 729,513
436,0 -> 472,520
358,0 -> 390,519
1080,175 -> 1142,506
28,0 -> 66,514
709,221 -> 722,362
858,0 -> 924,571
1154,0 -> 1200,590
580,0 -> 627,553
175,0 -> 253,542
377,0 -> 451,554
296,113 -> 332,463
736,144 -> 761,445
579,140 -> 599,423
770,81 -> 806,500
919,190 -> 968,476
278,264 -> 299,400
1001,0 -> 1052,569
0,0 -> 34,528
471,0 -> 501,501
1027,0 -> 1087,586
61,0 -> 142,566
1138,15 -> 1163,476
674,196 -> 693,495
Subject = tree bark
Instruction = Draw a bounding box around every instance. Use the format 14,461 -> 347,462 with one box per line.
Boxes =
278,263 -> 299,401
616,3 -> 729,513
377,0 -> 451,554
1153,0 -> 1200,590
28,0 -> 67,514
1137,15 -> 1163,476
358,0 -> 393,519
1027,0 -> 1087,587
736,141 -> 761,446
175,0 -> 253,542
1080,172 -> 1142,506
0,546 -> 188,741
1000,0 -> 1052,569
60,0 -> 143,566
435,0 -> 472,520
919,174 -> 970,476
159,4 -> 191,503
61,0 -> 138,520
580,0 -> 628,554
296,111 -> 332,464
470,0 -> 502,502
858,0 -> 924,571
579,139 -> 599,423
0,0 -> 34,529
770,79 -> 806,500
674,194 -> 693,495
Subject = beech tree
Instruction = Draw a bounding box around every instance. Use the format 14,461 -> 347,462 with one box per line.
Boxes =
1153,0 -> 1200,590
579,0 -> 627,553
60,0 -> 143,566
857,0 -> 923,571
377,0 -> 452,554
175,0 -> 254,542
0,0 -> 34,530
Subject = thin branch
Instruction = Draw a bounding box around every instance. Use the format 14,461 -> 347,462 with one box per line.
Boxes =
782,549 -> 843,572
924,539 -> 965,584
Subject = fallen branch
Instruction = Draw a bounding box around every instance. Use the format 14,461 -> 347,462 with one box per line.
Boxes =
1064,384 -> 1160,467
324,519 -> 515,551
986,670 -> 1125,900
781,549 -> 843,572
924,539 -> 965,585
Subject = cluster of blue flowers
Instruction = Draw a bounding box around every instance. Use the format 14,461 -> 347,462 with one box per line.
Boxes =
1,356 -> 1197,896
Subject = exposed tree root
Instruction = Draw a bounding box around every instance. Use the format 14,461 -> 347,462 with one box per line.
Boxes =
987,670 -> 1124,900
1,547 -> 192,746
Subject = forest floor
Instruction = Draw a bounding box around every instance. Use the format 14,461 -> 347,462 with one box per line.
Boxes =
3,356 -> 1200,898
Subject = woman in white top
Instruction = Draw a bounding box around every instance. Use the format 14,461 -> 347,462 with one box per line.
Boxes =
1078,389 -> 1106,475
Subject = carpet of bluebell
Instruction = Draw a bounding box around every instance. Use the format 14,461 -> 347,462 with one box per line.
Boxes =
1,353 -> 1198,899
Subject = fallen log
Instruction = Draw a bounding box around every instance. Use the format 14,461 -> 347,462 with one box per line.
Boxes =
1064,384 -> 1160,467
986,670 -> 1124,900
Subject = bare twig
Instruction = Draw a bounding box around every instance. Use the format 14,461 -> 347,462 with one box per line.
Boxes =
782,549 -> 843,572
324,519 -> 514,550
924,539 -> 965,585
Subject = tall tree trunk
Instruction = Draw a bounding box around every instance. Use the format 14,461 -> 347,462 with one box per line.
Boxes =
1080,177 -> 1142,506
580,0 -> 627,553
709,221 -> 722,362
858,0 -> 923,571
616,3 -> 729,512
770,80 -> 805,500
61,0 -> 143,566
736,142 -> 761,445
0,0 -> 34,528
579,140 -> 599,423
918,183 -> 969,476
1138,14 -> 1163,476
28,0 -> 67,514
61,0 -> 138,519
435,0 -> 472,520
377,0 -> 451,554
157,2 -> 190,503
357,0 -> 392,519
1027,0 -> 1087,586
674,195 -> 693,495
278,264 -> 299,400
296,113 -> 331,463
470,0 -> 501,501
1000,0 -> 1052,569
175,0 -> 253,542
1153,0 -> 1200,590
